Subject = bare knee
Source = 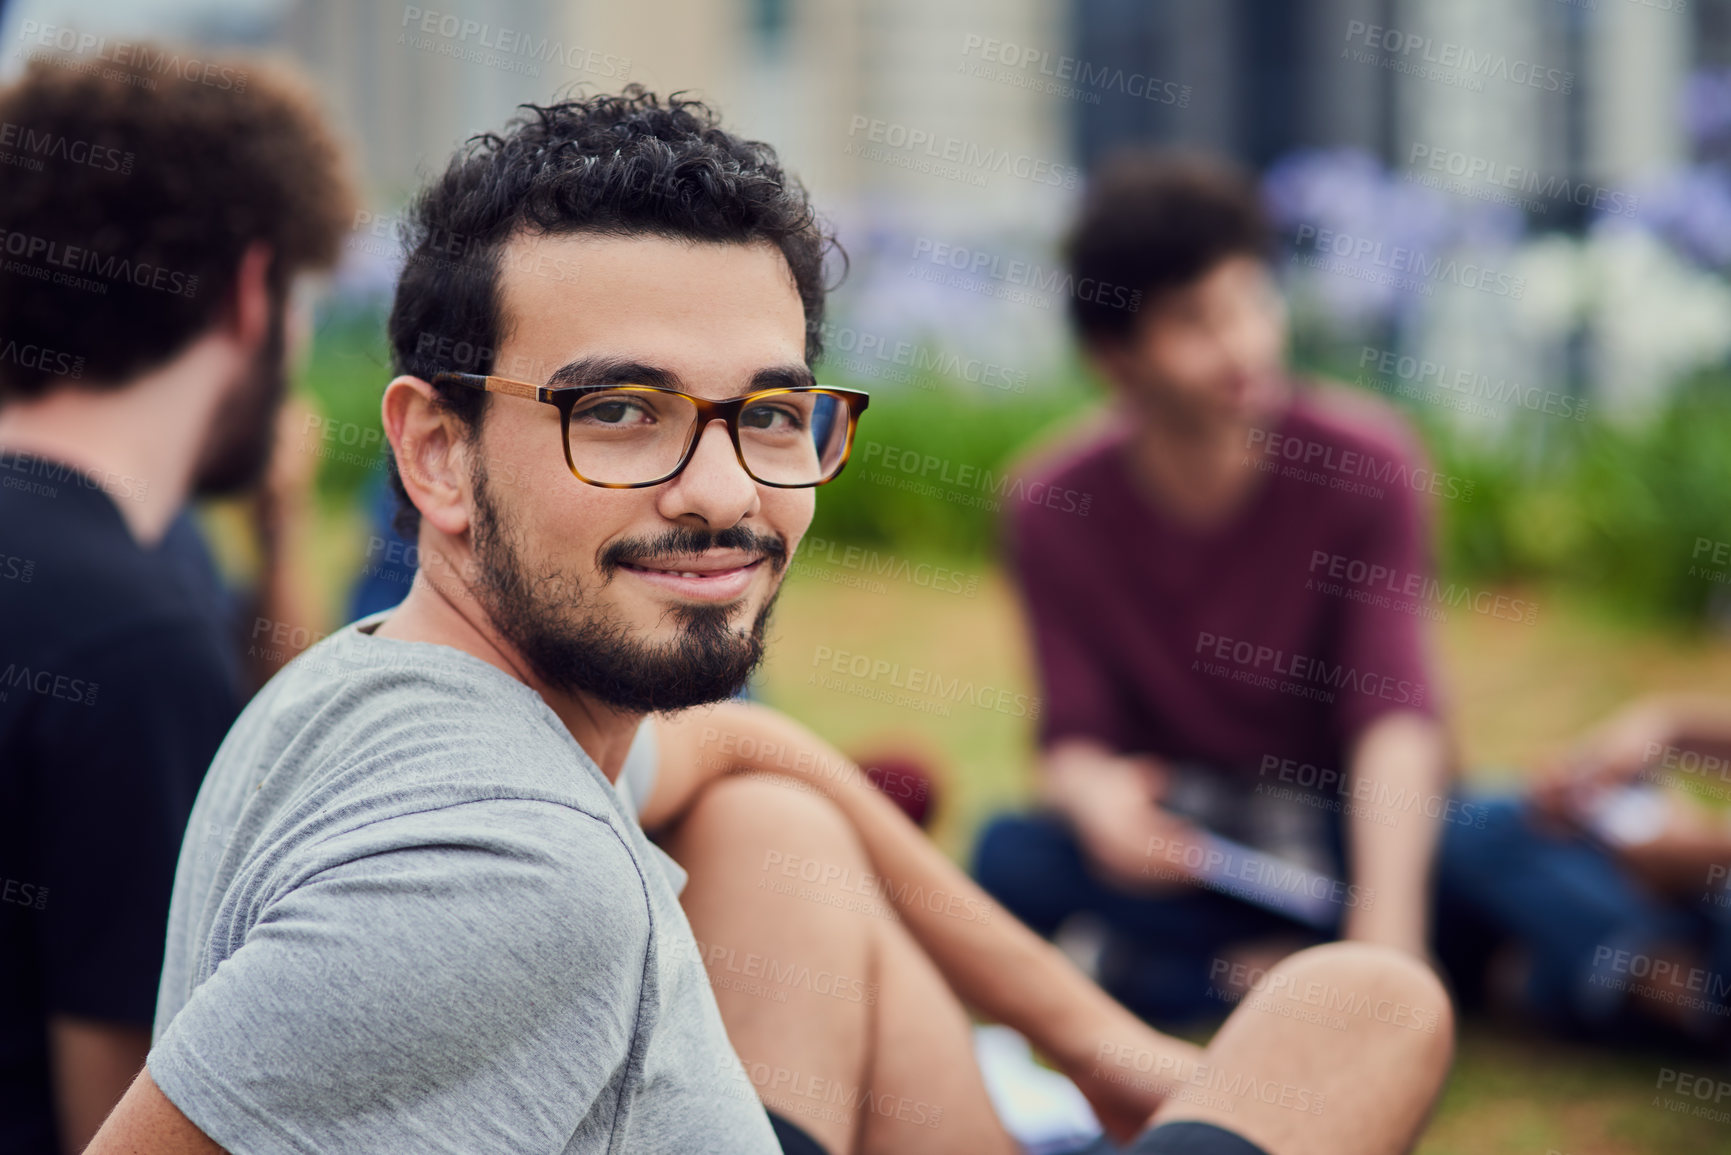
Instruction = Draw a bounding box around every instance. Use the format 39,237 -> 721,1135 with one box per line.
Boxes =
1272,942 -> 1455,1071
661,772 -> 864,873
657,773 -> 897,940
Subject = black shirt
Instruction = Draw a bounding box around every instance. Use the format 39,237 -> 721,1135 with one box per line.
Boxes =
0,451 -> 244,1154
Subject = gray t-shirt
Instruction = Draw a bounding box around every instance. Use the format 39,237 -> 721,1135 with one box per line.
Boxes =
150,616 -> 775,1154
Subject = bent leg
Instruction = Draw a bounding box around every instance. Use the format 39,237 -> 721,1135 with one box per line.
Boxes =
1436,795 -> 1688,1034
1140,942 -> 1454,1155
658,775 -> 1016,1155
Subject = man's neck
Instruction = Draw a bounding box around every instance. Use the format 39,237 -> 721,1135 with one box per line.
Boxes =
0,339 -> 233,546
1120,408 -> 1265,528
374,572 -> 644,783
1112,373 -> 1296,528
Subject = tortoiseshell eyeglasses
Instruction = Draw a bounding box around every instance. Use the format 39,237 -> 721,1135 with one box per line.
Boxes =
432,373 -> 870,489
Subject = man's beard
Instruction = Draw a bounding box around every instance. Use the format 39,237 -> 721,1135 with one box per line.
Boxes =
467,459 -> 788,712
191,303 -> 288,497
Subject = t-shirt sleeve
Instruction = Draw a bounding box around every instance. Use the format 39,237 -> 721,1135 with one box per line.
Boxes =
1328,462 -> 1443,746
28,620 -> 240,1024
1007,501 -> 1134,752
147,800 -> 652,1154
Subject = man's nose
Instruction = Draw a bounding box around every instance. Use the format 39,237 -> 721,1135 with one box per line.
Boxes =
654,418 -> 759,527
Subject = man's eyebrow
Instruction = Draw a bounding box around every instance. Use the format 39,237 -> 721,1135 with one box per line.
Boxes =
544,356 -> 680,389
749,364 -> 818,391
542,357 -> 817,394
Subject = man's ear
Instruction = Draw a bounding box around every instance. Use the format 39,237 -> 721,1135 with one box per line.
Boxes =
382,375 -> 472,539
229,241 -> 275,351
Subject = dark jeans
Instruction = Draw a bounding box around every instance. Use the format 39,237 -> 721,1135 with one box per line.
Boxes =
974,795 -> 1731,1039
972,811 -> 1339,1026
1434,795 -> 1731,1042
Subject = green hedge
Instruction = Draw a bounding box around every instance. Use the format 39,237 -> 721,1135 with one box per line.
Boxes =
1421,375 -> 1731,629
808,373 -> 1101,558
299,306 -> 394,505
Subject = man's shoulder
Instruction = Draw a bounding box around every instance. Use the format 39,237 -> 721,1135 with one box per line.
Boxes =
0,489 -> 221,661
216,627 -> 626,843
1005,409 -> 1123,523
258,623 -> 549,729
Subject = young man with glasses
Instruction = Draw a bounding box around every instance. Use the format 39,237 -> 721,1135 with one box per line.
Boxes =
91,91 -> 1452,1155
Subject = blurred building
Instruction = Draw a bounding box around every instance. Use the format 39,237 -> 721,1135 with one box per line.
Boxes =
1074,0 -> 1687,216
0,0 -> 1711,225
276,0 -> 1069,235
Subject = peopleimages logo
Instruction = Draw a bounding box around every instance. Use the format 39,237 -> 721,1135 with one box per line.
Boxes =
1406,143 -> 1639,218
1341,20 -> 1573,94
1193,630 -> 1426,708
1357,345 -> 1587,422
0,227 -> 198,298
813,320 -> 1028,393
0,338 -> 83,381
809,644 -> 1040,719
860,440 -> 1091,516
1307,548 -> 1538,626
1247,426 -> 1475,503
0,122 -> 134,174
15,22 -> 250,91
909,238 -> 1142,313
1256,754 -> 1489,831
0,662 -> 99,706
1293,225 -> 1524,299
794,536 -> 981,598
1,877 -> 48,911
398,7 -> 631,79
845,116 -> 1081,190
959,35 -> 1191,107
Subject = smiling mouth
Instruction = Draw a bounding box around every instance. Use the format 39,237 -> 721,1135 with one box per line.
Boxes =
619,558 -> 765,578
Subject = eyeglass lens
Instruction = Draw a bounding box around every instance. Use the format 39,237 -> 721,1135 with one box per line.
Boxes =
565,388 -> 850,486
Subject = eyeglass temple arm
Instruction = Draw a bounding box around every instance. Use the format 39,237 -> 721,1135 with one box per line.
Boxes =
481,375 -> 539,400
433,372 -> 542,401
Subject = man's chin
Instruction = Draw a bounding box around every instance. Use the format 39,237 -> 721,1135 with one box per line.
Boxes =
637,597 -> 763,641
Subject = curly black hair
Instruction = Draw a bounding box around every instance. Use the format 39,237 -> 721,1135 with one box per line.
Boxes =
0,50 -> 356,397
385,85 -> 839,534
1065,150 -> 1271,348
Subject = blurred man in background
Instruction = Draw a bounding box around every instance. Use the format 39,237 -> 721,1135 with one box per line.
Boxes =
0,50 -> 354,1153
974,153 -> 1455,1026
1431,692 -> 1731,1049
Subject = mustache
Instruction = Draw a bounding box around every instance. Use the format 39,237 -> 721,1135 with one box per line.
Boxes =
600,524 -> 790,577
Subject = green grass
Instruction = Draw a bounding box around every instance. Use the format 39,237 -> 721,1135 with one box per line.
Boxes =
1421,1027 -> 1727,1154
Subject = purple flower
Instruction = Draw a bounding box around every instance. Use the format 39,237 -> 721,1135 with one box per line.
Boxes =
1612,164 -> 1731,270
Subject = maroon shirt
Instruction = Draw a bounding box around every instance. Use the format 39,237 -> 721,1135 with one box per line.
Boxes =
1008,387 -> 1443,782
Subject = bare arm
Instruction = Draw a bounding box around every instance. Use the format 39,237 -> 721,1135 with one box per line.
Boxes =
1340,711 -> 1452,956
242,398 -> 325,688
652,702 -> 1203,1141
1548,693 -> 1731,791
46,1017 -> 151,1154
81,1065 -> 225,1155
1038,739 -> 1207,894
1652,694 -> 1731,764
1516,695 -> 1731,893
